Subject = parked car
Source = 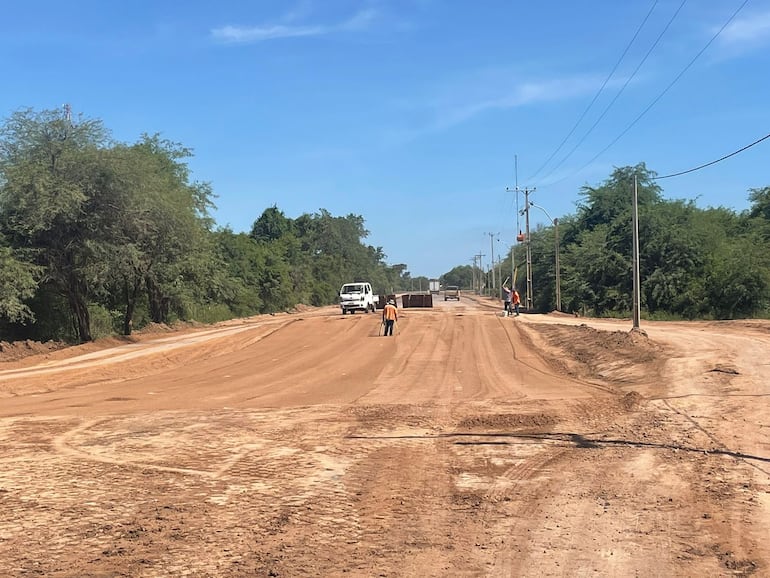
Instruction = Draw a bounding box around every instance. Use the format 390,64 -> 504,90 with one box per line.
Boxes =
339,282 -> 376,314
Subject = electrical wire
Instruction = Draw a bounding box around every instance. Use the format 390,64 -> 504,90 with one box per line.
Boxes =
654,131 -> 770,180
542,0 -> 750,190
527,0 -> 660,183
536,0 -> 687,186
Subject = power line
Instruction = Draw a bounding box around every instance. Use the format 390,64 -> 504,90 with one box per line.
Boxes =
654,131 -> 770,180
527,0 -> 660,183
542,0 -> 750,190
536,0 -> 687,186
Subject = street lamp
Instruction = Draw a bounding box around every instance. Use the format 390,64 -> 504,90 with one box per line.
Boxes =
527,202 -> 561,312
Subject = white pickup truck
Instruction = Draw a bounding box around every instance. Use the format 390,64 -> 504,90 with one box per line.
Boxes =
339,282 -> 376,315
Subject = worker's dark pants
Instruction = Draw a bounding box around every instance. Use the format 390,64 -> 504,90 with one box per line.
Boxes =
384,319 -> 394,336
504,302 -> 512,316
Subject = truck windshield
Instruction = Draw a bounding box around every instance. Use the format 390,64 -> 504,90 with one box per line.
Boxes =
341,284 -> 364,293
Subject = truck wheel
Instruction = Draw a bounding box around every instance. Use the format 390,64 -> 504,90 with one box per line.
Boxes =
342,309 -> 347,315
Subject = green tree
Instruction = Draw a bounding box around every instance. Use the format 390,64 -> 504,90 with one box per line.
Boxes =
0,244 -> 39,324
441,265 -> 473,289
91,135 -> 218,333
251,205 -> 292,242
574,163 -> 661,235
748,186 -> 770,221
705,236 -> 770,318
0,107 -> 110,341
212,228 -> 264,316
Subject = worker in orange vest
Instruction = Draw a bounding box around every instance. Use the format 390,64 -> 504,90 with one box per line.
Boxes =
512,288 -> 521,316
382,299 -> 398,336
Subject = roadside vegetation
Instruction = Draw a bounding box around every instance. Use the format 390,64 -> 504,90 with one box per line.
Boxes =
0,108 -> 419,342
1,108 -> 768,343
505,164 -> 770,319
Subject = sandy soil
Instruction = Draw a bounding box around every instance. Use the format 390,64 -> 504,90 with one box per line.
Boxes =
0,296 -> 768,577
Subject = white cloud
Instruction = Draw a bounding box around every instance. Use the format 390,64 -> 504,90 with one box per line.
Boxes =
340,8 -> 378,31
211,24 -> 325,43
717,10 -> 770,52
282,1 -> 314,24
381,73 -> 607,146
430,74 -> 606,132
211,8 -> 378,44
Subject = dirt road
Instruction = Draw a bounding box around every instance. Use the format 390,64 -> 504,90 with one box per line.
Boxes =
0,296 -> 768,576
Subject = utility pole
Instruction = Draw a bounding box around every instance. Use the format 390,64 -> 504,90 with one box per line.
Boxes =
632,175 -> 641,330
554,218 -> 561,312
475,252 -> 485,294
486,232 -> 498,296
530,202 -> 561,313
520,187 -> 535,311
497,255 -> 502,298
511,245 -> 516,289
506,185 -> 535,310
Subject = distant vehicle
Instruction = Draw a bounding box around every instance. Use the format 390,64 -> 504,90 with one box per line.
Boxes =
444,285 -> 460,301
339,282 -> 376,314
429,279 -> 440,294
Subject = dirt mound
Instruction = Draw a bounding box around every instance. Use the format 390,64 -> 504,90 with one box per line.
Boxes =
620,391 -> 645,411
0,339 -> 68,362
289,303 -> 316,313
457,413 -> 557,430
523,322 -> 666,384
547,310 -> 579,318
0,321 -> 209,365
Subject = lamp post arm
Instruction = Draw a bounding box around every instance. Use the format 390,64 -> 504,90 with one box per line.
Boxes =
529,202 -> 555,225
527,202 -> 562,312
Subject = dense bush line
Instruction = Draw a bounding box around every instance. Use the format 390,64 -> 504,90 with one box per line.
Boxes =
0,109 -> 418,342
2,109 -> 767,343
503,164 -> 770,319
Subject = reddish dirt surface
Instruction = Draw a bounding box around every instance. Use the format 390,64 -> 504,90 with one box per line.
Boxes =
0,295 -> 768,576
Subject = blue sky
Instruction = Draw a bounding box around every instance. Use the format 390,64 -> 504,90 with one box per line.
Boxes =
3,1 -> 769,278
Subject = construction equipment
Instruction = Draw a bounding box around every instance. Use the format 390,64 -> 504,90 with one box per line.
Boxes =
403,293 -> 433,308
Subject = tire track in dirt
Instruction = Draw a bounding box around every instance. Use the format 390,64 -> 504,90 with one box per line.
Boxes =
4,303 -> 769,576
52,417 -> 221,479
0,318 -> 297,381
338,428 -> 474,575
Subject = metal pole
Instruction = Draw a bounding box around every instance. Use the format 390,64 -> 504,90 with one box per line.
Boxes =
554,217 -> 561,312
632,175 -> 641,330
488,233 -> 496,296
497,256 -> 502,298
524,189 -> 533,311
528,202 -> 560,312
511,245 -> 515,288
475,252 -> 485,294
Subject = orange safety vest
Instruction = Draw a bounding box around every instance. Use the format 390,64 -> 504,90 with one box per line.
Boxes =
383,304 -> 398,321
512,291 -> 521,305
